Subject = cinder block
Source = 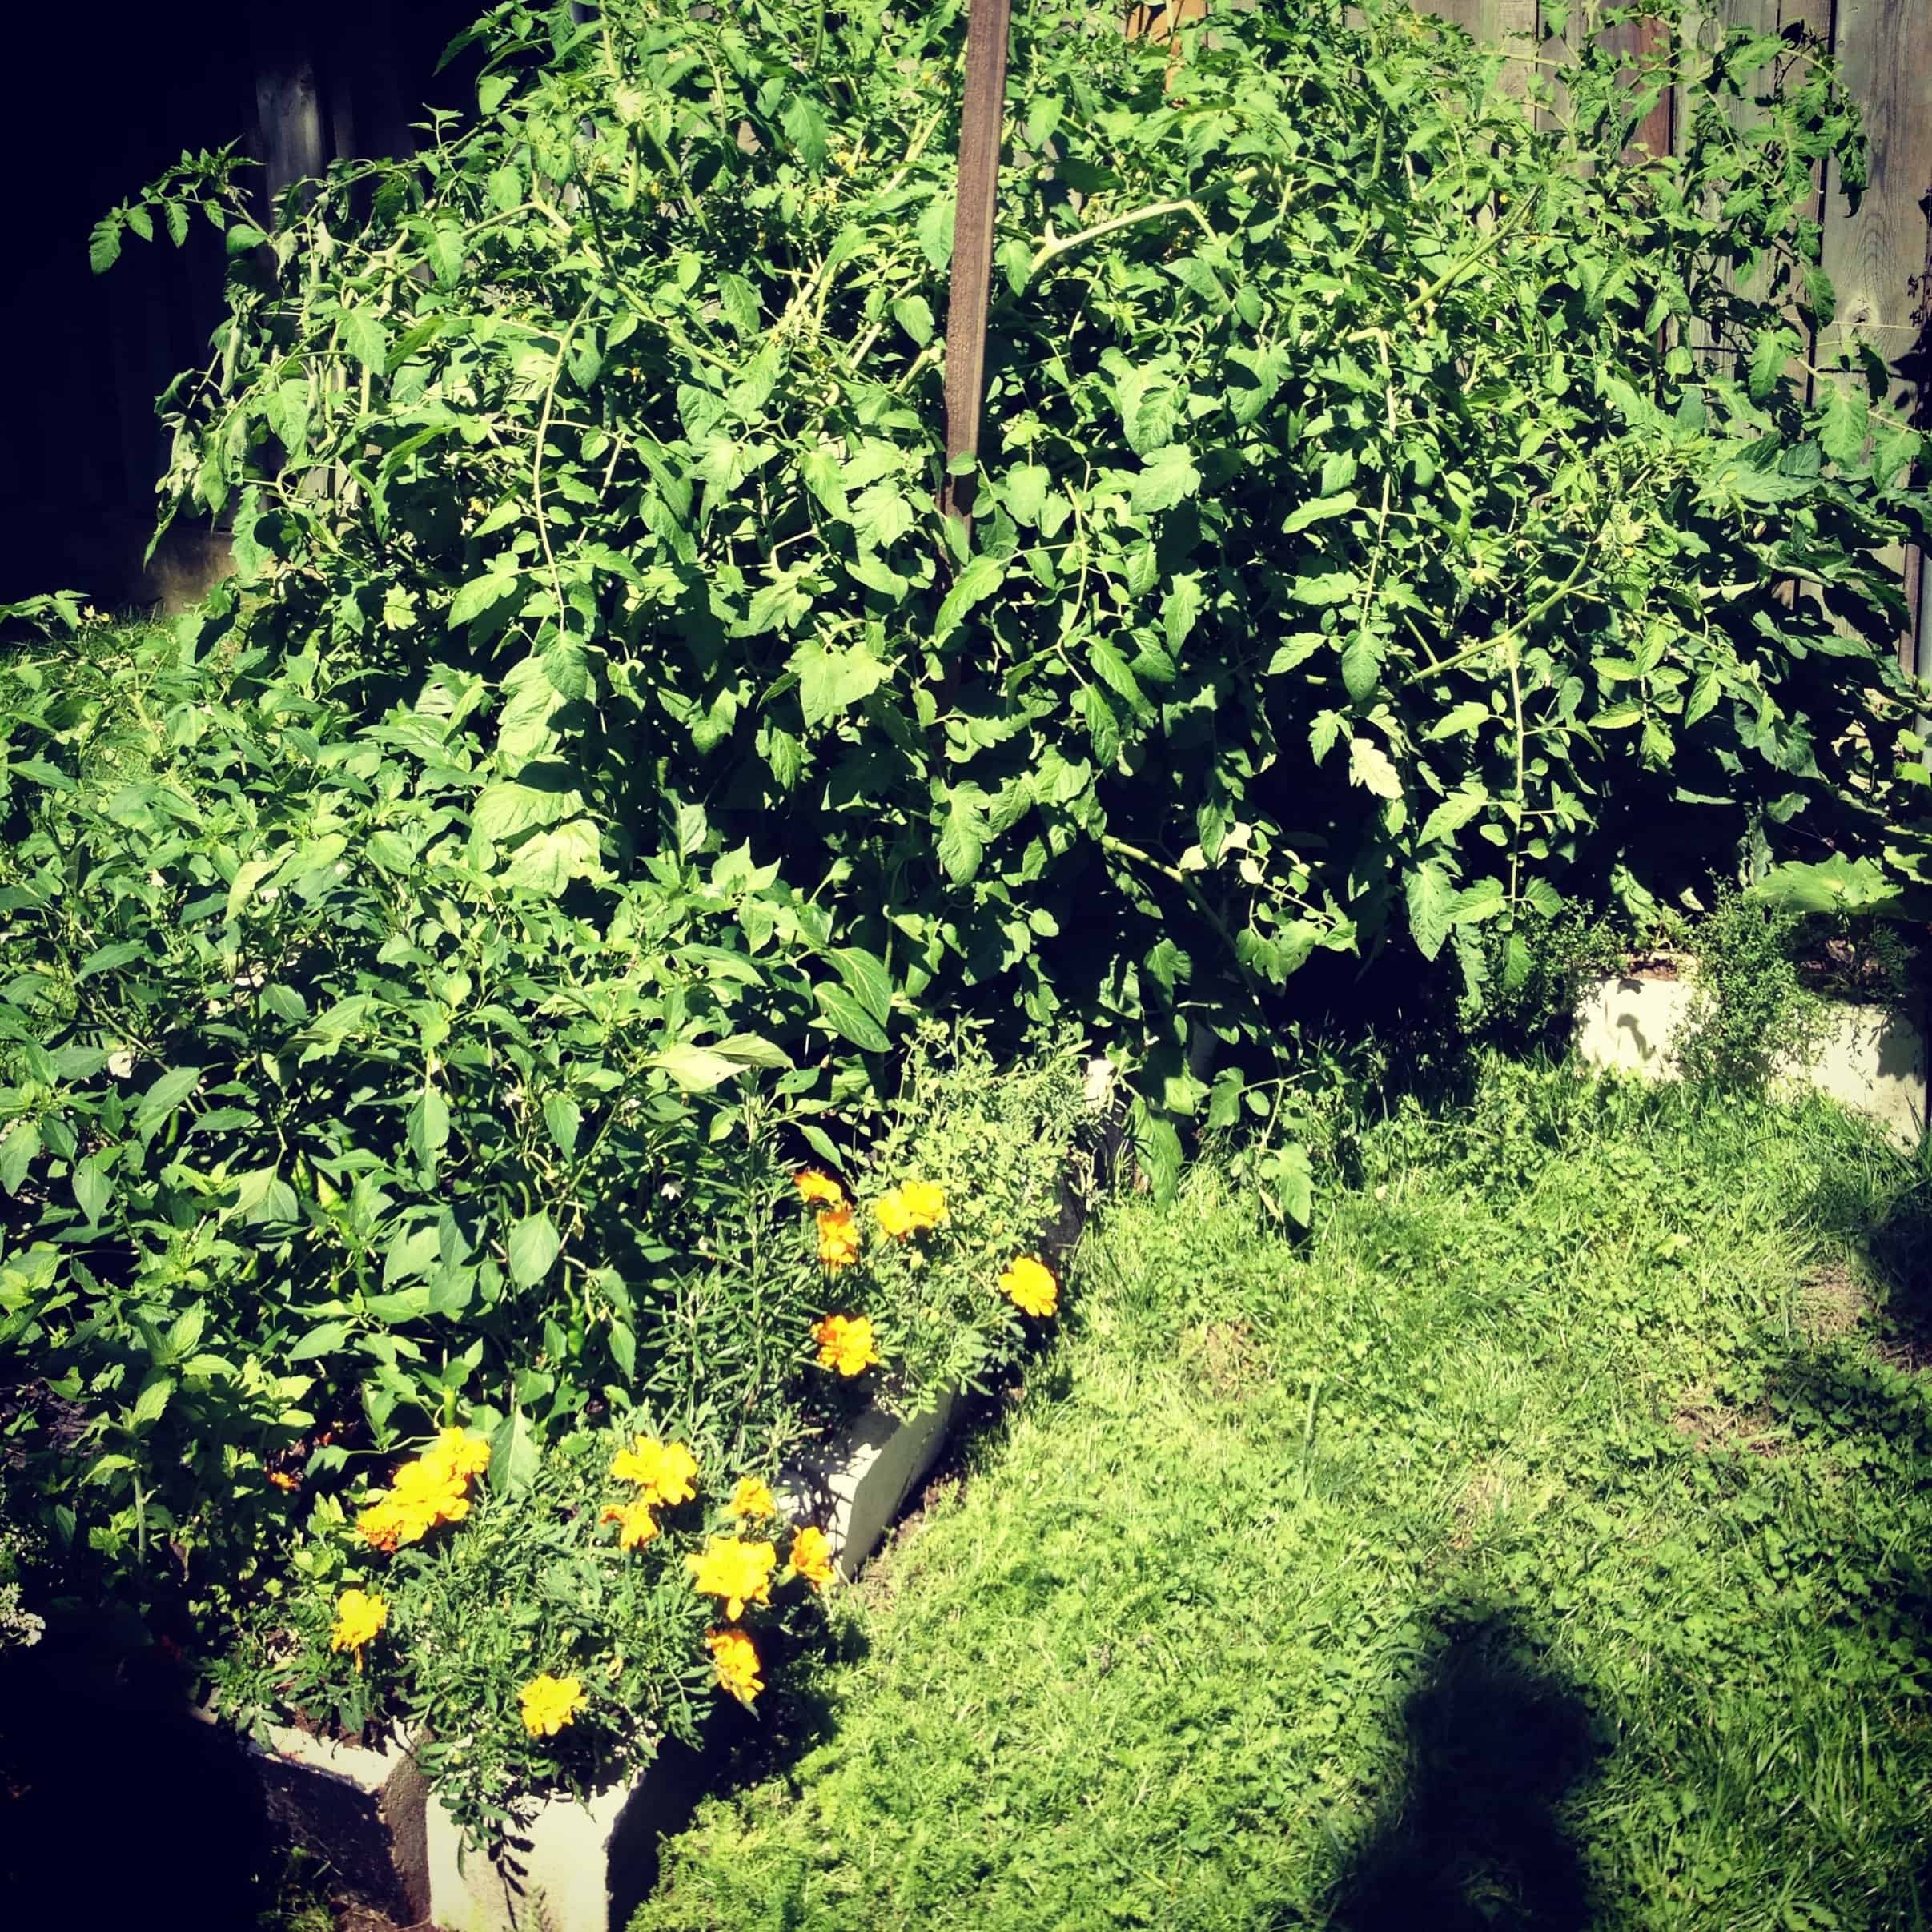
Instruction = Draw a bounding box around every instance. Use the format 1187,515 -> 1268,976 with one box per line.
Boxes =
1574,974 -> 1696,1078
1788,999 -> 1926,1151
1575,975 -> 1926,1151
214,1712 -> 429,1924
426,1761 -> 685,1932
782,1388 -> 959,1581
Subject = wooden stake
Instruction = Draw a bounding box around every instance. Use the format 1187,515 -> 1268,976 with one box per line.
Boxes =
938,0 -> 1014,532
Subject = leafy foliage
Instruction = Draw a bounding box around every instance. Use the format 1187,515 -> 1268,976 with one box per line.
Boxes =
91,0 -> 1926,1155
1675,886 -> 1824,1091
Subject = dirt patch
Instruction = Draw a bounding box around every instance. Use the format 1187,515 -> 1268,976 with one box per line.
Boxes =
1448,1467 -> 1511,1552
1794,1263 -> 1870,1345
333,1906 -> 434,1932
1621,950 -> 1686,982
1180,1320 -> 1267,1401
1670,1388 -> 1785,1457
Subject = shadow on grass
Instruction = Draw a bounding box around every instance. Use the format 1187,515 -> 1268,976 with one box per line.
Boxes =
1324,1608 -> 1604,1932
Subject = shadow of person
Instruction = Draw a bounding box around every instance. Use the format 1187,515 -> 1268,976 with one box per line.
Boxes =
1328,1608 -> 1602,1932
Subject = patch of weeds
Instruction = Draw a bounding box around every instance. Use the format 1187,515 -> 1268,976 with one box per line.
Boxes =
1676,887 -> 1824,1091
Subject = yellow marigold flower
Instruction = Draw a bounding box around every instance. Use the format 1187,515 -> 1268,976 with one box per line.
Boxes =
789,1524 -> 836,1592
999,1255 -> 1059,1319
816,1204 -> 861,1270
424,1427 -> 492,1481
725,1476 -> 777,1521
685,1536 -> 778,1620
328,1588 -> 388,1657
600,1500 -> 660,1551
705,1628 -> 764,1702
609,1436 -> 698,1506
793,1169 -> 845,1207
518,1673 -> 588,1738
874,1180 -> 946,1241
811,1312 -> 879,1376
900,1179 -> 947,1230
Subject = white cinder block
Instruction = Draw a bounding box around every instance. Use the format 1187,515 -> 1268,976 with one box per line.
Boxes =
1573,974 -> 1697,1078
234,1718 -> 429,1923
1574,976 -> 1926,1151
781,1388 -> 959,1581
428,1775 -> 645,1932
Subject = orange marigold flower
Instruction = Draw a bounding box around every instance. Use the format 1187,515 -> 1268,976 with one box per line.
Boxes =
793,1169 -> 845,1207
267,1470 -> 300,1492
999,1255 -> 1059,1319
816,1204 -> 861,1270
609,1436 -> 698,1506
518,1673 -> 587,1738
725,1476 -> 777,1521
811,1312 -> 879,1376
685,1536 -> 779,1620
789,1524 -> 836,1592
600,1500 -> 660,1551
354,1436 -> 483,1552
706,1628 -> 764,1702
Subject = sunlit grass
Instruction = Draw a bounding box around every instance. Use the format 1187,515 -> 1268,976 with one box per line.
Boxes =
635,1059 -> 1932,1931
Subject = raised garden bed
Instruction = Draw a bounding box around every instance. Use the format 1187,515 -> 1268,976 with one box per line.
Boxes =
1576,974 -> 1926,1149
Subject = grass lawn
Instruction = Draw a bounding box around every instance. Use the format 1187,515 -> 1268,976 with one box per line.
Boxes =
633,1058 -> 1932,1932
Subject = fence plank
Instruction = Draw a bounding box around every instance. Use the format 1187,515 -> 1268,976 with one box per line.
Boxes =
1816,0 -> 1932,667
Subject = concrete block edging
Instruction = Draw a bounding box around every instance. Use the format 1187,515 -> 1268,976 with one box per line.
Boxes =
1574,974 -> 1926,1151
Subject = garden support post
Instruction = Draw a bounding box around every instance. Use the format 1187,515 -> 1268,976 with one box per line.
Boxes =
938,0 -> 1014,532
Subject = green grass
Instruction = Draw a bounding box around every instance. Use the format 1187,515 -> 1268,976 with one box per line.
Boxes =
633,1058 -> 1932,1931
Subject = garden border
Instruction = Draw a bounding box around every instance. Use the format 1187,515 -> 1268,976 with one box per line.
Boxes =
230,1057 -> 1123,1931
1575,976 -> 1927,1149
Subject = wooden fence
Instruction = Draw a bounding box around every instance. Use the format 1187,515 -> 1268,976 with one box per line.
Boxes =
1416,0 -> 1932,669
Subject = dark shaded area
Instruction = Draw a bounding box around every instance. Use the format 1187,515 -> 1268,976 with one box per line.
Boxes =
0,1637 -> 279,1926
0,0 -> 477,608
1327,1608 -> 1604,1932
